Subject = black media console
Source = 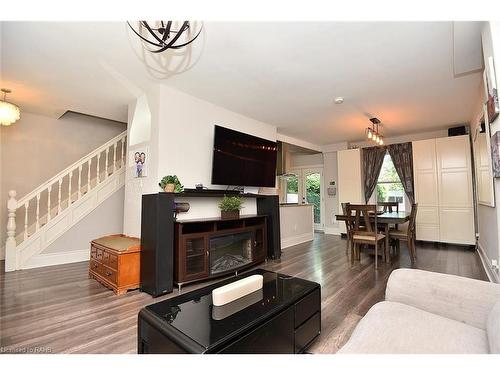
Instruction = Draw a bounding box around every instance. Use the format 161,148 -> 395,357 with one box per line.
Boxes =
140,192 -> 281,297
138,269 -> 321,353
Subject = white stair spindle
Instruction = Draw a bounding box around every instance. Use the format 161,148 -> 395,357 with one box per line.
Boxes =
58,179 -> 62,214
47,186 -> 52,221
105,148 -> 109,178
5,190 -> 18,272
36,193 -> 40,231
78,165 -> 82,199
24,201 -> 29,240
87,159 -> 92,192
68,171 -> 73,206
113,142 -> 117,173
121,138 -> 126,169
97,153 -> 101,183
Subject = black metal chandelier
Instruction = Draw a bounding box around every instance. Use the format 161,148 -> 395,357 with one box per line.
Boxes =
127,21 -> 203,53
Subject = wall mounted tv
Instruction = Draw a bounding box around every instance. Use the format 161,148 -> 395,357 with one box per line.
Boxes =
211,125 -> 277,187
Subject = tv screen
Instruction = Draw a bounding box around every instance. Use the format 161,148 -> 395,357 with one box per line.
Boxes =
211,125 -> 277,187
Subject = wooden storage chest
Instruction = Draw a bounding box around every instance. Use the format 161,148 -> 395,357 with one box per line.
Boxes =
89,234 -> 141,295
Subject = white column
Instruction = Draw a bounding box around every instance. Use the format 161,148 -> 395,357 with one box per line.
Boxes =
5,190 -> 18,272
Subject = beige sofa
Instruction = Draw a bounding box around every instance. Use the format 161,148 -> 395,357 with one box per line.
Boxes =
339,269 -> 500,354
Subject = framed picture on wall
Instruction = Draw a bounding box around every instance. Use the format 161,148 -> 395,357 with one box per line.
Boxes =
129,148 -> 148,178
491,131 -> 500,178
484,56 -> 500,123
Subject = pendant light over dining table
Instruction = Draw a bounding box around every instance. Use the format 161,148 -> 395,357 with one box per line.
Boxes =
0,89 -> 20,126
366,117 -> 384,145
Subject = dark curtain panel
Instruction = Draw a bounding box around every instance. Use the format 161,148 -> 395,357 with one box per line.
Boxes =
387,142 -> 415,204
362,146 -> 387,203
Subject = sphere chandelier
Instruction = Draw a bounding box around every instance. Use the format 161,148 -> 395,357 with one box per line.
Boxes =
127,21 -> 203,53
0,89 -> 21,126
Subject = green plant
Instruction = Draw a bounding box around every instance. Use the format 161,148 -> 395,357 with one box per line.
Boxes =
159,175 -> 184,193
218,196 -> 244,212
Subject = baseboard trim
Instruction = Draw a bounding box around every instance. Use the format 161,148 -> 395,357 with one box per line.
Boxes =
281,232 -> 314,249
324,227 -> 342,236
21,249 -> 89,270
477,243 -> 500,283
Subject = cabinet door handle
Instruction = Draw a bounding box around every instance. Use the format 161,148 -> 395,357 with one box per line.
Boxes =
106,270 -> 112,276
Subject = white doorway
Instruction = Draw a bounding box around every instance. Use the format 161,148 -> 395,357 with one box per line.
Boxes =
290,167 -> 325,231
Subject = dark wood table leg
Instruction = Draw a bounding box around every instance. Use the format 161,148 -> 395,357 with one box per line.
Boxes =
385,223 -> 390,263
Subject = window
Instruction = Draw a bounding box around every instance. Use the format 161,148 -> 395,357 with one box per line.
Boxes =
285,175 -> 299,203
376,153 -> 405,211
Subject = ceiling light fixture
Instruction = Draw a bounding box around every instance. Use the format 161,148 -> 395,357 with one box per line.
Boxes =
334,97 -> 344,104
0,89 -> 20,126
127,21 -> 203,53
366,117 -> 384,146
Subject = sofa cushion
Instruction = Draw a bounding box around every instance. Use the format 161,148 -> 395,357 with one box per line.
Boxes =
338,301 -> 489,354
487,302 -> 500,354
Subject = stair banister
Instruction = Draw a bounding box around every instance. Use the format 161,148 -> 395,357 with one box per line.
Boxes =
5,131 -> 127,271
15,131 -> 127,209
5,190 -> 18,271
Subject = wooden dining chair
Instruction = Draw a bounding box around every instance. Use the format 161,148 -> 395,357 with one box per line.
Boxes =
378,201 -> 399,213
389,203 -> 418,262
341,202 -> 353,255
346,204 -> 386,269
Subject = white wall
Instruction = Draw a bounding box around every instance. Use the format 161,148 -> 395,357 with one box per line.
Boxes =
0,110 -> 126,259
290,153 -> 323,168
123,84 -> 278,237
280,205 -> 314,248
323,152 -> 340,234
43,187 -> 124,254
123,85 -> 160,237
476,22 -> 500,281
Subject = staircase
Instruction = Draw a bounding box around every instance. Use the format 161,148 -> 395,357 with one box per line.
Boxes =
4,131 -> 127,271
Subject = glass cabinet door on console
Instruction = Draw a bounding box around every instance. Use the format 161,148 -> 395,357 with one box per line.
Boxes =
181,234 -> 209,281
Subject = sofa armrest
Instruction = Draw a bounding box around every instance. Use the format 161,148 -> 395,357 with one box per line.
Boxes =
385,269 -> 500,330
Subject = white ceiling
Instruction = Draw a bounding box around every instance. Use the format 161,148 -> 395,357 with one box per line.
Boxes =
1,21 -> 483,145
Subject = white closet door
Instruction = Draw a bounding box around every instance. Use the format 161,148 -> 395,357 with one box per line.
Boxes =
436,135 -> 475,245
413,139 -> 440,241
338,148 -> 363,233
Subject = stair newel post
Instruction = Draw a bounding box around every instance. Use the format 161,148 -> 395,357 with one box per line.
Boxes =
68,171 -> 73,206
113,142 -> 117,173
47,185 -> 52,221
57,179 -> 62,215
35,193 -> 40,231
97,152 -> 101,183
24,201 -> 29,241
78,165 -> 82,199
5,190 -> 18,272
87,158 -> 92,192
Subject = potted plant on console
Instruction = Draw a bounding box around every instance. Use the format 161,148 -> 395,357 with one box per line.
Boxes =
219,196 -> 244,220
159,175 -> 184,193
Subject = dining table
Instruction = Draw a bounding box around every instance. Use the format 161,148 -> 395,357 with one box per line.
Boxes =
335,210 -> 411,262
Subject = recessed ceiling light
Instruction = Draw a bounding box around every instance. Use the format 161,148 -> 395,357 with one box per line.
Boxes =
334,97 -> 344,104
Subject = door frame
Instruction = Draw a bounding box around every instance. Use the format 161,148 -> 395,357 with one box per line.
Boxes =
290,166 -> 325,231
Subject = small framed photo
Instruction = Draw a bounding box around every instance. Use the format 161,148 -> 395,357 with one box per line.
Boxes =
491,131 -> 500,178
129,149 -> 148,178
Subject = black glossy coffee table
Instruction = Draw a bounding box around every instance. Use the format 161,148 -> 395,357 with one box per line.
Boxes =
138,269 -> 321,354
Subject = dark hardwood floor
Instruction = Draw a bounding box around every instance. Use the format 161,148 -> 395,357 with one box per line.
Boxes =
0,234 -> 487,354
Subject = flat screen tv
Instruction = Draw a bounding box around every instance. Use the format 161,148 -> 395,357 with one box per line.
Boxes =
211,125 -> 277,187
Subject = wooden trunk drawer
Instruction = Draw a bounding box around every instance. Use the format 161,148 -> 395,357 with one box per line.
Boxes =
101,265 -> 117,285
89,259 -> 101,274
294,289 -> 320,328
